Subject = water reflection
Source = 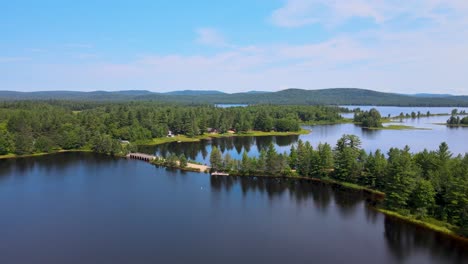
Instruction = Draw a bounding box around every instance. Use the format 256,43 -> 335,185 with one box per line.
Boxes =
210,175 -> 468,263
1,153 -> 467,264
142,109 -> 468,166
140,135 -> 299,163
384,217 -> 468,263
210,175 -> 364,217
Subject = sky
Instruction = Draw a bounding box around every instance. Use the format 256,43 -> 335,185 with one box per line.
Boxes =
1,0 -> 468,94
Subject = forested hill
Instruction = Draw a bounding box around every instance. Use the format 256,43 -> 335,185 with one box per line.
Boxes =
1,88 -> 468,106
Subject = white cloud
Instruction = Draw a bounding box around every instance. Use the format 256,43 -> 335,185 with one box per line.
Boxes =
271,0 -> 468,27
195,28 -> 229,47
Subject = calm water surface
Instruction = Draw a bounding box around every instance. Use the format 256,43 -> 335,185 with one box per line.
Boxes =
0,152 -> 467,264
141,107 -> 468,164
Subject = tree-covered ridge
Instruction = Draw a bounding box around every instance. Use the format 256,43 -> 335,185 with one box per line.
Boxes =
2,88 -> 468,106
208,136 -> 468,236
0,101 -> 342,156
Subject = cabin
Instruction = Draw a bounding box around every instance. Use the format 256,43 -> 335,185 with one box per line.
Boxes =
207,127 -> 219,133
167,130 -> 174,137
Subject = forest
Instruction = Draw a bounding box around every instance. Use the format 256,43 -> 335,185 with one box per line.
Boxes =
208,135 -> 468,236
0,101 -> 342,156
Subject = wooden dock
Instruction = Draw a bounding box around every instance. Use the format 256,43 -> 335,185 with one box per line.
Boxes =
211,171 -> 230,176
127,152 -> 210,172
126,153 -> 157,162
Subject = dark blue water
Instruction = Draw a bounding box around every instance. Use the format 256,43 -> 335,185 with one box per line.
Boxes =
0,152 -> 466,264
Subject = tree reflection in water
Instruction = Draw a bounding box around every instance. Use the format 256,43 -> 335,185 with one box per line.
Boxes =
211,175 -> 468,263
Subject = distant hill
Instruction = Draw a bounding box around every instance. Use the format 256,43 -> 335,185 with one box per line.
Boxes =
163,90 -> 226,96
1,88 -> 468,106
244,91 -> 271,94
411,93 -> 454,98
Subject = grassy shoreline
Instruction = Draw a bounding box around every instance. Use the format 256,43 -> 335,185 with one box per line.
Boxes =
216,172 -> 467,241
136,129 -> 310,146
0,149 -> 94,160
377,209 -> 468,243
369,124 -> 430,130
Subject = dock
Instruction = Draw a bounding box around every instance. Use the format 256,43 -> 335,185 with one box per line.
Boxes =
126,153 -> 157,162
211,171 -> 230,176
127,152 -> 210,172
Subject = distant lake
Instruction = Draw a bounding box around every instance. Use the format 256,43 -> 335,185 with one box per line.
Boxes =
215,104 -> 248,108
0,152 -> 466,264
341,105 -> 468,118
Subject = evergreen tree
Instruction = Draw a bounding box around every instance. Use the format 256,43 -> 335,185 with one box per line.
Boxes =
210,146 -> 223,171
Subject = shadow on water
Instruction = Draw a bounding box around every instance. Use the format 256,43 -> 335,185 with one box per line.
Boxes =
0,152 -> 119,181
210,175 -> 363,217
384,216 -> 468,263
210,175 -> 468,263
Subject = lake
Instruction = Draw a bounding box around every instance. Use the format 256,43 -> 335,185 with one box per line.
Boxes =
0,152 -> 466,264
141,107 -> 468,165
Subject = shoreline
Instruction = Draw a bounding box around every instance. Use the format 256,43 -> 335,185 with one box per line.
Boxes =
0,149 -> 94,160
135,129 -> 310,146
208,172 -> 467,241
377,209 -> 468,243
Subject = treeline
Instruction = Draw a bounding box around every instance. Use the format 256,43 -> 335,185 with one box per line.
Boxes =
209,135 -> 468,235
0,101 -> 342,156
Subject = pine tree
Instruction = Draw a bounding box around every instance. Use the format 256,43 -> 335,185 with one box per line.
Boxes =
210,146 -> 223,171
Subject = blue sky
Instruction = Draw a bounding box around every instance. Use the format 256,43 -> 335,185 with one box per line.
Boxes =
1,0 -> 468,94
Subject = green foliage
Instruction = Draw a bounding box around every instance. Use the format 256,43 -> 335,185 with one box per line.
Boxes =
179,155 -> 188,168
209,146 -> 223,171
354,108 -> 383,128
0,101 -> 343,156
0,128 -> 14,155
333,135 -> 363,182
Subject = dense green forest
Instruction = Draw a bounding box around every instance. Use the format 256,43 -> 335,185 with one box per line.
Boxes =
208,136 -> 468,236
0,101 -> 342,156
2,88 -> 468,106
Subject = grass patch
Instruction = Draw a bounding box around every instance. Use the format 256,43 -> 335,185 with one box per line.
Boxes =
136,129 -> 310,146
368,125 -> 430,130
136,135 -> 202,145
0,148 -> 94,160
303,119 -> 353,125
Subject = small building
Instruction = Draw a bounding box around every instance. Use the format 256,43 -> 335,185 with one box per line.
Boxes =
167,130 -> 174,137
207,127 -> 218,133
